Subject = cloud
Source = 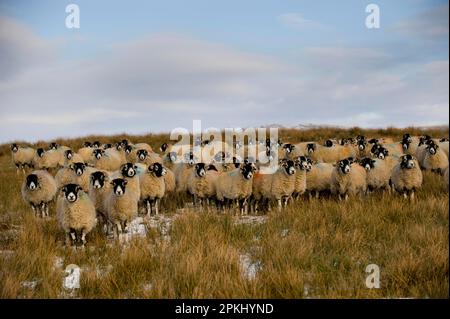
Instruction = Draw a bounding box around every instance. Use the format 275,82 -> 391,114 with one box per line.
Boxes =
278,13 -> 324,31
0,16 -> 55,81
0,16 -> 448,143
393,4 -> 449,40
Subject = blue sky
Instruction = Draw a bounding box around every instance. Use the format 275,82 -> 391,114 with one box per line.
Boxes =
0,0 -> 448,142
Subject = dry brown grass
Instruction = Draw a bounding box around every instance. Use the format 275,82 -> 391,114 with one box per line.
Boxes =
0,127 -> 448,298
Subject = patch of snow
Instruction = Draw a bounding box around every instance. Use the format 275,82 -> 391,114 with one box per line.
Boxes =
234,215 -> 267,225
63,264 -> 81,290
239,254 -> 262,280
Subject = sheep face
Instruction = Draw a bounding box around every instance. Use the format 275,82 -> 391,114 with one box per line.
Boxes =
61,184 -> 82,203
26,174 -> 39,191
10,143 -> 18,152
368,138 -> 379,145
338,159 -> 352,174
103,143 -> 112,150
49,142 -> 58,150
325,140 -> 333,147
111,178 -> 127,196
160,143 -> 169,152
71,162 -> 86,176
359,158 -> 375,171
93,149 -> 105,159
280,159 -> 296,175
37,148 -> 45,158
240,163 -> 255,180
115,142 -> 123,151
400,155 -> 416,169
195,163 -> 207,177
295,156 -> 310,171
83,141 -> 92,148
121,163 -> 138,177
168,152 -> 177,163
374,147 -> 389,160
90,171 -> 106,189
183,152 -> 195,166
149,163 -> 166,177
137,149 -> 148,161
418,135 -> 432,146
125,145 -> 133,155
426,141 -> 439,155
283,143 -> 295,154
306,143 -> 316,154
65,150 -> 73,160
357,140 -> 366,151
356,135 -> 365,143
440,137 -> 449,142
92,141 -> 101,148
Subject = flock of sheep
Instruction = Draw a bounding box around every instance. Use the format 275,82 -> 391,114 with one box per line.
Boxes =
11,133 -> 450,247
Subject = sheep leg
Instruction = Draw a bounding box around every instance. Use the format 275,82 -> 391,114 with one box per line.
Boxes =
146,200 -> 151,216
31,204 -> 37,217
155,199 -> 159,216
40,202 -> 46,218
403,192 -> 408,200
338,194 -> 342,201
345,194 -> 349,201
410,190 -> 415,201
315,191 -> 319,199
81,229 -> 87,247
277,199 -> 282,213
69,229 -> 76,246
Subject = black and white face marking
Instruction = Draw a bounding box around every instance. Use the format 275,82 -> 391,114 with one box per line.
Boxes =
357,140 -> 366,151
125,145 -> 133,155
49,142 -> 58,150
426,141 -> 438,155
195,163 -> 207,177
149,162 -> 165,177
325,140 -> 333,148
121,139 -> 129,147
121,163 -> 137,177
280,159 -> 296,175
103,143 -> 112,149
65,150 -> 73,160
440,138 -> 449,142
136,149 -> 148,161
359,158 -> 375,171
93,149 -> 105,159
26,174 -> 39,190
62,184 -> 82,203
370,143 -> 381,155
37,148 -> 45,158
306,143 -> 316,154
160,143 -> 168,153
90,171 -> 106,189
265,138 -> 271,148
240,163 -> 255,180
283,143 -> 295,154
83,141 -> 92,148
184,151 -> 195,165
277,139 -> 283,147
115,142 -> 123,151
71,162 -> 86,176
232,157 -> 241,168
418,135 -> 432,146
400,155 -> 415,169
10,143 -> 18,152
111,178 -> 127,196
295,156 -> 310,171
338,159 -> 351,174
373,146 -> 388,159
356,135 -> 365,143
92,141 -> 101,148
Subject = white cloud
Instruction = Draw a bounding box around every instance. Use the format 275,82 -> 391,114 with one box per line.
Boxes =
278,13 -> 324,31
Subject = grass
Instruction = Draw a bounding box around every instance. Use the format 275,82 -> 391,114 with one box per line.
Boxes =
0,127 -> 448,298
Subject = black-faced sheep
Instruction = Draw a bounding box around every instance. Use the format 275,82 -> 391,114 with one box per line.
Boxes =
21,170 -> 57,218
390,154 -> 423,200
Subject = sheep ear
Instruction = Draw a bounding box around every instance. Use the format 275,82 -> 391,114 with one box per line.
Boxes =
69,164 -> 74,170
207,164 -> 218,172
123,179 -> 128,185
61,186 -> 67,193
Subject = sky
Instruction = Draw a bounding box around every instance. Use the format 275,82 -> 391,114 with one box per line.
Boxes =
0,0 -> 448,143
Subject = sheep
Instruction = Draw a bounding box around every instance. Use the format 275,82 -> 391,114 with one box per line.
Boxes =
330,158 -> 367,201
439,140 -> 449,158
117,163 -> 141,201
173,151 -> 197,193
163,166 -> 176,194
106,178 -> 139,240
292,156 -> 311,199
422,140 -> 449,174
215,163 -> 256,214
187,163 -> 220,208
55,162 -> 95,192
308,143 -> 357,163
11,144 -> 35,173
136,149 -> 163,166
62,149 -> 84,167
358,157 -> 391,193
21,170 -> 57,218
33,148 -> 62,170
252,159 -> 296,212
305,162 -> 334,198
57,184 -> 97,247
400,134 -> 420,155
77,144 -> 95,164
88,170 -> 111,231
371,146 -> 399,171
139,162 -> 166,216
92,148 -> 123,171
125,143 -> 153,163
390,154 -> 423,200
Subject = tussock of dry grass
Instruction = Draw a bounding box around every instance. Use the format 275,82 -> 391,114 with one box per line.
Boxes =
0,127 -> 448,298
